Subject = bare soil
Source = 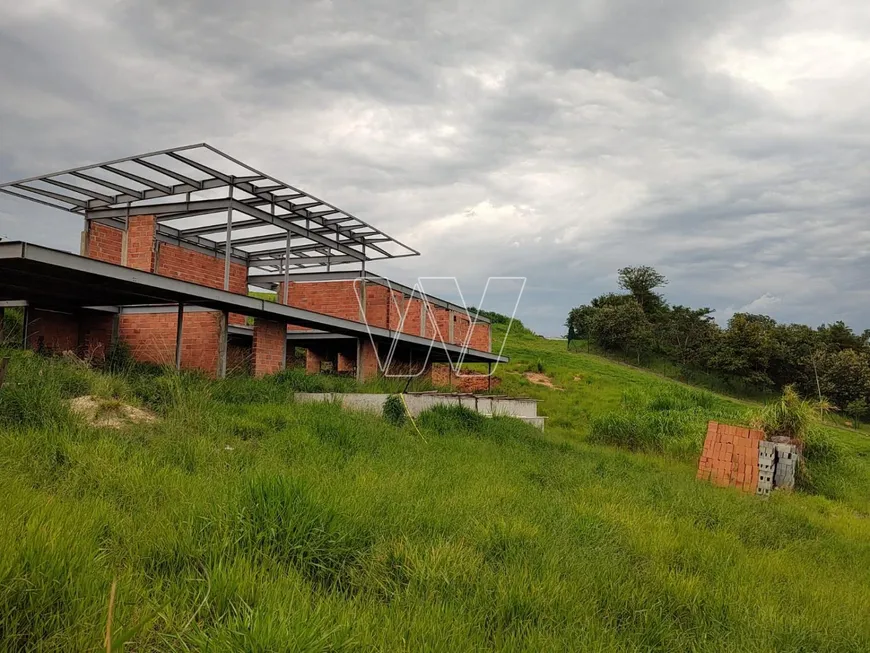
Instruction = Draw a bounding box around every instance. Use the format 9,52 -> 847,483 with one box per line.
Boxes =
69,396 -> 157,429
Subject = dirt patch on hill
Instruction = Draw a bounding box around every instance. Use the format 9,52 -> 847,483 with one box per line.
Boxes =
70,396 -> 157,429
523,372 -> 562,390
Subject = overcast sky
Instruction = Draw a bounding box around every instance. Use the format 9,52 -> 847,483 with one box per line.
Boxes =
1,0 -> 868,336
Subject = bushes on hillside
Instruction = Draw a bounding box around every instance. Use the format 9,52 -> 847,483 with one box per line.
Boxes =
589,386 -> 741,456
566,265 -> 870,413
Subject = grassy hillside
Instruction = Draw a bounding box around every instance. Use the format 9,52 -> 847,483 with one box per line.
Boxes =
1,329 -> 869,651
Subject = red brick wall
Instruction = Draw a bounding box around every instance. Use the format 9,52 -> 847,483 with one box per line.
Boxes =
432,308 -> 451,343
337,352 -> 355,373
279,280 -> 364,322
78,313 -> 116,361
305,349 -> 323,374
126,215 -> 156,271
358,340 -> 380,381
86,223 -> 124,265
365,283 -> 390,329
277,280 -> 492,352
403,297 -> 424,336
252,319 -> 286,377
85,215 -> 248,295
454,313 -> 470,345
155,242 -> 247,294
118,311 -> 222,375
432,364 -> 499,392
26,309 -> 80,353
468,322 -> 491,351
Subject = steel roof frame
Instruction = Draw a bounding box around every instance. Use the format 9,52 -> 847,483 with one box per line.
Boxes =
0,143 -> 419,275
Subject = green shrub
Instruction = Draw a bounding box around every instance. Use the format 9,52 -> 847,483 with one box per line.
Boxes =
0,353 -> 87,428
101,340 -> 136,373
418,404 -> 485,435
646,386 -> 716,411
211,376 -> 294,405
235,475 -> 369,592
383,395 -> 406,426
755,385 -> 814,442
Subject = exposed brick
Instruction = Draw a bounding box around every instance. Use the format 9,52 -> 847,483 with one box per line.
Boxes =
26,309 -> 80,353
431,364 -> 499,392
86,223 -> 124,265
118,311 -> 223,375
358,339 -> 379,381
252,318 -> 285,377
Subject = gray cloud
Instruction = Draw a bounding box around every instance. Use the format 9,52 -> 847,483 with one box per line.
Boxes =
1,0 -> 868,335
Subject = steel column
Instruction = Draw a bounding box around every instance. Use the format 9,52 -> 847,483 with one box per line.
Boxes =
21,305 -> 29,349
217,310 -> 228,378
175,303 -> 184,370
283,232 -> 291,305
224,188 -> 234,291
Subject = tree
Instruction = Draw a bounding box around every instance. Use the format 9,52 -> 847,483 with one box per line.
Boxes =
566,323 -> 577,351
845,399 -> 869,429
617,266 -> 668,314
590,300 -> 653,362
817,321 -> 866,352
709,313 -> 779,388
659,305 -> 718,370
566,305 -> 597,340
815,348 -> 870,410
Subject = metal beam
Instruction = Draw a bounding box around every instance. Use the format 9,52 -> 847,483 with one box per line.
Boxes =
217,310 -> 228,378
44,178 -> 114,204
230,200 -> 364,261
12,184 -> 87,208
175,303 -> 184,370
249,269 -> 364,285
0,187 -> 77,212
134,158 -> 204,189
282,233 -> 291,304
86,197 -> 236,220
250,255 -> 358,267
224,188 -> 233,290
0,143 -> 205,188
0,143 -> 421,266
69,171 -> 144,201
103,164 -> 172,194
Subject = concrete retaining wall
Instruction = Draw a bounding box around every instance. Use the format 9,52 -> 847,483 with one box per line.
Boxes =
294,392 -> 546,430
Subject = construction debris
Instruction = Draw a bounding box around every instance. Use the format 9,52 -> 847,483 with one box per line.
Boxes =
69,396 -> 157,429
698,421 -> 801,496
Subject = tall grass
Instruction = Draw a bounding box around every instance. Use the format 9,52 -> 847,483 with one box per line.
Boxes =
589,386 -> 744,457
1,348 -> 869,650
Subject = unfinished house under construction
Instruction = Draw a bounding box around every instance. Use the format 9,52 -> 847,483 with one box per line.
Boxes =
0,144 -> 504,382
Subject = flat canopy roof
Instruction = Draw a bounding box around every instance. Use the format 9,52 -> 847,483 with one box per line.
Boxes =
0,242 -> 506,365
0,143 -> 419,272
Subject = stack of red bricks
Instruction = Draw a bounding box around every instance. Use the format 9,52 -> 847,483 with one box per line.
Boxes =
697,421 -> 765,493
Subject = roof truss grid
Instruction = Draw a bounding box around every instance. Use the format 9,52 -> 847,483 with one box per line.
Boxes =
0,143 -> 419,270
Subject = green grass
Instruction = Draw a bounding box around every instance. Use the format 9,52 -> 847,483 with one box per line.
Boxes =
0,328 -> 869,651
